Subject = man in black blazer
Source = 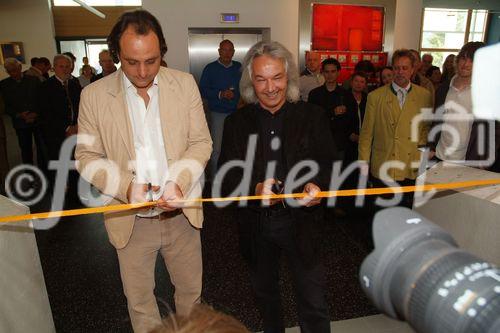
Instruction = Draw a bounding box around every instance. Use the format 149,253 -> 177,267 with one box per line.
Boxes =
218,41 -> 336,333
345,71 -> 368,163
39,54 -> 81,163
0,58 -> 45,167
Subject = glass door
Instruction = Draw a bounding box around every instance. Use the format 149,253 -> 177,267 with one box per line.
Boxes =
59,40 -> 86,77
57,38 -> 117,77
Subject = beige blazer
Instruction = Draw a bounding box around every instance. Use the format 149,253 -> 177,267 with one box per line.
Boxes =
75,68 -> 212,249
359,84 -> 432,181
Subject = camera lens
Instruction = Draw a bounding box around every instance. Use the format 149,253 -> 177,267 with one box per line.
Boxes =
360,207 -> 500,333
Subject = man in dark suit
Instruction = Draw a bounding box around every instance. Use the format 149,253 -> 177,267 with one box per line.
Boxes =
0,58 -> 45,167
308,58 -> 354,162
218,41 -> 335,333
39,54 -> 81,164
345,71 -> 368,163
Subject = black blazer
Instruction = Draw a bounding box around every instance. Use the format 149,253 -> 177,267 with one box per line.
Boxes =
0,75 -> 41,129
344,91 -> 367,162
218,101 -> 337,266
308,85 -> 355,152
345,91 -> 367,136
39,76 -> 81,143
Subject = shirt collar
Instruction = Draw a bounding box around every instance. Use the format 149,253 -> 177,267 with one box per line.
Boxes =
55,75 -> 66,85
218,59 -> 233,68
392,81 -> 411,93
323,83 -> 338,92
256,101 -> 289,117
449,75 -> 471,91
122,72 -> 158,92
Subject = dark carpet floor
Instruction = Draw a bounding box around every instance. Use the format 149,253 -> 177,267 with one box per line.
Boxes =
33,193 -> 379,332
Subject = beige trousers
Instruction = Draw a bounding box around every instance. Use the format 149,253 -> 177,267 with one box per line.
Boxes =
116,213 -> 202,333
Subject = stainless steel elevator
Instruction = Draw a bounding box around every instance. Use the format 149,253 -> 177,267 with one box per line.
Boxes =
187,28 -> 270,83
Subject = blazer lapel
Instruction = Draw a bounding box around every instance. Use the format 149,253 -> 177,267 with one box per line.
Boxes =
385,88 -> 399,129
157,71 -> 178,163
107,70 -> 135,161
397,85 -> 416,125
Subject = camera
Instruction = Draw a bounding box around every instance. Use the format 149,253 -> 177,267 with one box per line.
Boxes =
360,207 -> 500,333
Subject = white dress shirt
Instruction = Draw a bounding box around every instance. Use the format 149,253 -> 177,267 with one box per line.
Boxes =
123,73 -> 169,216
436,76 -> 473,161
392,81 -> 411,108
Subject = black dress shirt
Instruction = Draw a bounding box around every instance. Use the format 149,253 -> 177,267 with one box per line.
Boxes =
218,100 -> 337,265
256,103 -> 287,182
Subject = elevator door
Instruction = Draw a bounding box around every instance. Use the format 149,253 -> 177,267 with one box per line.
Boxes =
188,29 -> 265,83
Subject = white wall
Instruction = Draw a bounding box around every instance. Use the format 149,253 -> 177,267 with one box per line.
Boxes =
393,0 -> 424,51
0,0 -> 56,79
142,0 -> 300,72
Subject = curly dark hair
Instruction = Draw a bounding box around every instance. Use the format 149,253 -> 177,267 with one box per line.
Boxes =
107,9 -> 168,63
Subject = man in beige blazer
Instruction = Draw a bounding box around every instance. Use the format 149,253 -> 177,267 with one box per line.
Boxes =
75,10 -> 212,333
359,49 -> 432,208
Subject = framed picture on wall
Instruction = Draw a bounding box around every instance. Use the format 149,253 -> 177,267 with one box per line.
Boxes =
0,42 -> 25,65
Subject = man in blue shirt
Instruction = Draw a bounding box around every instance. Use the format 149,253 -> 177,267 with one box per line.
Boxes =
199,39 -> 241,176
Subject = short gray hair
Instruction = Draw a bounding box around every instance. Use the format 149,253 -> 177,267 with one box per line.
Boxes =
240,41 -> 300,104
99,49 -> 110,57
53,54 -> 71,66
3,58 -> 21,70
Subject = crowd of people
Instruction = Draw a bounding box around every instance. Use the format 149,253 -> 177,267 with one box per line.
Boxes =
0,47 -> 120,190
0,8 -> 497,333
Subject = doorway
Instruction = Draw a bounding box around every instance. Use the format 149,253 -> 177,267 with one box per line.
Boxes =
188,28 -> 270,83
57,38 -> 117,77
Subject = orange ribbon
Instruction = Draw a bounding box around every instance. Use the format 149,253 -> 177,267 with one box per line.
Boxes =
1,178 -> 499,224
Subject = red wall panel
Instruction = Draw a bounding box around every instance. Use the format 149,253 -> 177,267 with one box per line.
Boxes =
312,4 -> 384,51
